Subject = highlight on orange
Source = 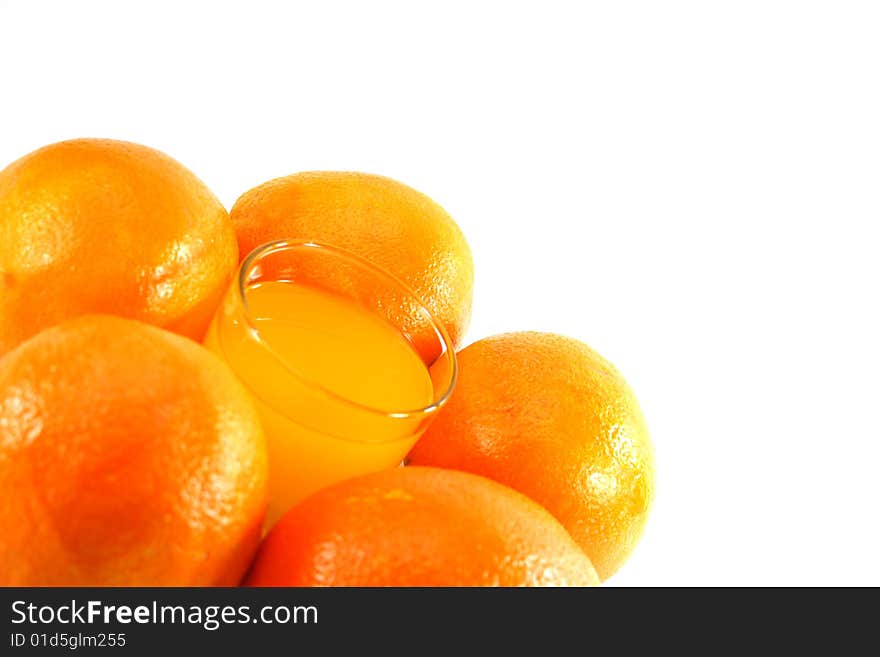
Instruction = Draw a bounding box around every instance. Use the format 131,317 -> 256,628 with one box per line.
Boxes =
0,138 -> 237,357
229,171 -> 474,351
244,466 -> 600,587
204,240 -> 457,526
407,331 -> 655,581
0,315 -> 268,586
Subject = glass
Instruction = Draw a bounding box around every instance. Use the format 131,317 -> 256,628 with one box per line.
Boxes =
204,240 -> 457,527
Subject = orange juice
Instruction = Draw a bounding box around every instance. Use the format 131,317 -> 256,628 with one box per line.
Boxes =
241,282 -> 434,412
204,241 -> 456,526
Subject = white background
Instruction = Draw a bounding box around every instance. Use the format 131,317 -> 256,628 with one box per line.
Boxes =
1,1 -> 878,586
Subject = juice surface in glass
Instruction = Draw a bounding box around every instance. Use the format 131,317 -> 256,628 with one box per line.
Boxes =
244,281 -> 434,413
205,241 -> 455,527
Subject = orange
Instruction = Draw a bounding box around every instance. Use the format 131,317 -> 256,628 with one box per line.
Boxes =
0,315 -> 268,586
230,172 -> 473,349
0,138 -> 237,357
407,332 -> 655,580
244,466 -> 598,587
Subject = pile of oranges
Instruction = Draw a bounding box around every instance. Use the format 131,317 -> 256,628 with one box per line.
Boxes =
0,138 -> 654,587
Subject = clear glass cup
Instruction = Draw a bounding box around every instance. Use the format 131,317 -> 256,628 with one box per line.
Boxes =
204,240 -> 457,527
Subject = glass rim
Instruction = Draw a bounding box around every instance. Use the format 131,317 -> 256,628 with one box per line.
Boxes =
235,238 -> 458,422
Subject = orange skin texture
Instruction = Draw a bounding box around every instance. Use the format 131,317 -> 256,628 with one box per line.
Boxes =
408,332 -> 655,580
0,138 -> 237,357
245,466 -> 599,587
230,171 -> 474,350
0,315 -> 268,586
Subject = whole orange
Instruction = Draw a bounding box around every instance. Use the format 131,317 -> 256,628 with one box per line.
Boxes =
0,315 -> 268,586
244,466 -> 599,587
407,332 -> 655,580
230,172 -> 473,349
0,138 -> 237,357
